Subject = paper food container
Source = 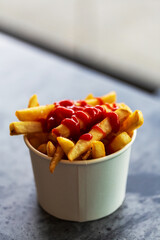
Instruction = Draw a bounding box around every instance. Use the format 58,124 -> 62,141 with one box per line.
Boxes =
24,131 -> 136,222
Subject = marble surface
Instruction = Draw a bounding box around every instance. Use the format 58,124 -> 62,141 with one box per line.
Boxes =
0,33 -> 160,240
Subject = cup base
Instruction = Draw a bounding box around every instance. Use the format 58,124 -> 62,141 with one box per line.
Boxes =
38,196 -> 125,222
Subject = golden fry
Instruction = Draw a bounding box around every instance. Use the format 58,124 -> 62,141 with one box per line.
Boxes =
108,132 -> 131,153
28,132 -> 49,143
10,121 -> 42,135
28,94 -> 39,108
47,141 -> 56,157
85,93 -> 94,100
85,91 -> 116,106
120,110 -> 144,133
82,148 -> 92,160
52,124 -> 70,139
92,141 -> 106,159
117,103 -> 132,113
29,137 -> 42,149
16,104 -> 54,121
37,143 -> 47,154
50,145 -> 64,173
57,137 -> 74,156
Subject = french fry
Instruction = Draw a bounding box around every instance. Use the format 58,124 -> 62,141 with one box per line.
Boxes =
28,94 -> 39,108
48,132 -> 57,142
108,132 -> 131,153
47,141 -> 56,157
68,108 -> 131,161
27,132 -> 49,143
81,148 -> 92,160
92,141 -> 106,159
105,110 -> 143,142
29,137 -> 42,149
120,110 -> 144,133
117,103 -> 132,113
37,143 -> 47,154
50,145 -> 64,173
52,124 -> 70,139
57,137 -> 74,156
10,92 -> 144,172
116,108 -> 131,124
10,121 -> 42,135
16,104 -> 54,121
85,91 -> 116,106
85,93 -> 94,100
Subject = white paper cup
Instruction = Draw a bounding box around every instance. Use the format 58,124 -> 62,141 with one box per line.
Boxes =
24,131 -> 136,222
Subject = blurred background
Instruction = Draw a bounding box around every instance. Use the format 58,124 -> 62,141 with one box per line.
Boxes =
0,0 -> 160,93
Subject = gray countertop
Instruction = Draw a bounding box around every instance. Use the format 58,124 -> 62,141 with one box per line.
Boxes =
0,33 -> 160,240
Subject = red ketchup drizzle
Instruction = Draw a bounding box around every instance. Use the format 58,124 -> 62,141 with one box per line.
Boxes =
52,128 -> 60,136
61,116 -> 80,137
55,100 -> 74,107
80,133 -> 93,141
39,118 -> 48,132
84,107 -> 100,125
77,100 -> 88,107
75,111 -> 90,126
43,99 -> 119,140
96,97 -> 104,105
105,112 -> 120,133
92,124 -> 106,137
105,103 -> 119,111
46,106 -> 74,131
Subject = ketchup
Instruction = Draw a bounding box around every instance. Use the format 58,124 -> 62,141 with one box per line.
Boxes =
52,128 -> 60,136
80,133 -> 93,141
75,111 -> 90,126
55,100 -> 74,107
62,116 -> 80,137
92,124 -> 106,137
96,97 -> 104,105
39,99 -> 120,140
105,112 -> 120,132
105,103 -> 119,111
77,100 -> 88,107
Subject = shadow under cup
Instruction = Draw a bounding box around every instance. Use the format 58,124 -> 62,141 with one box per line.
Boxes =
24,131 -> 136,222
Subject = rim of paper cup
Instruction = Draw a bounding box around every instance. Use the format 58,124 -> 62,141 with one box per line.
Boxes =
24,130 -> 136,166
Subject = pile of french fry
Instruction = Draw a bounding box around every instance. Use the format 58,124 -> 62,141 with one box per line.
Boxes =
9,92 -> 144,173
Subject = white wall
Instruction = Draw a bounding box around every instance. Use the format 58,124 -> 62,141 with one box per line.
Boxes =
0,0 -> 160,88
